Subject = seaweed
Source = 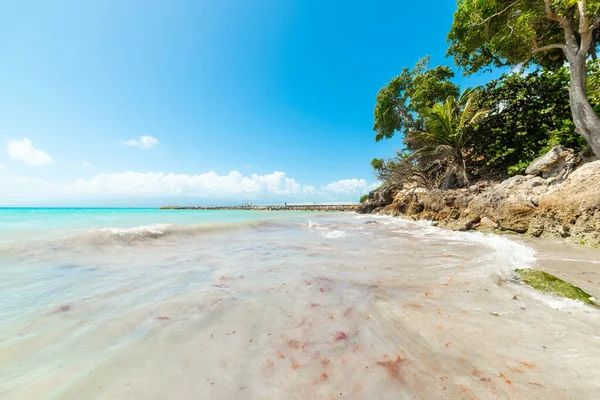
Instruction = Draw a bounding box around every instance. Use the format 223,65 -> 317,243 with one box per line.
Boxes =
515,269 -> 598,308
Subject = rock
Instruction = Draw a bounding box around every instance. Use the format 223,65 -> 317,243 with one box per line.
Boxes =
359,187 -> 395,214
541,160 -> 600,210
479,217 -> 498,229
495,198 -> 537,233
579,146 -> 599,163
360,160 -> 600,248
469,185 -> 479,194
535,160 -> 600,246
498,175 -> 525,189
515,269 -> 599,307
525,146 -> 577,179
521,177 -> 547,189
528,196 -> 539,207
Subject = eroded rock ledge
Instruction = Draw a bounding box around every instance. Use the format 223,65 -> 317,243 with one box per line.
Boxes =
360,147 -> 600,249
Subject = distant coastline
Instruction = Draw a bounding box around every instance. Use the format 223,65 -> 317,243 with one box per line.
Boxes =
160,205 -> 359,212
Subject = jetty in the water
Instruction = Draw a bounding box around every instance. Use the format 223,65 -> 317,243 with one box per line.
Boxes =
159,205 -> 359,212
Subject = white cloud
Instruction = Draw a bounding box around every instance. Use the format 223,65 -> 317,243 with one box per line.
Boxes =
82,161 -> 92,167
6,138 -> 55,166
119,135 -> 159,149
69,170 -> 304,197
323,178 -> 378,194
0,170 -> 377,206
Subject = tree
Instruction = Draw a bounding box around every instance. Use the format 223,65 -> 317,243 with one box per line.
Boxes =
405,90 -> 489,188
448,0 -> 600,158
371,151 -> 448,189
373,57 -> 460,142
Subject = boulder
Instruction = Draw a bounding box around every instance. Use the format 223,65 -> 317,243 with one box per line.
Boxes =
539,160 -> 600,212
494,198 -> 537,233
525,146 -> 577,179
359,187 -> 395,214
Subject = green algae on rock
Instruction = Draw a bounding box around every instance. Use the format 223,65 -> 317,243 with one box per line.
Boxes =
515,269 -> 598,308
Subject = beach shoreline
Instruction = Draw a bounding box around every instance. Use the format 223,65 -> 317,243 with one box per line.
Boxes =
160,205 -> 360,212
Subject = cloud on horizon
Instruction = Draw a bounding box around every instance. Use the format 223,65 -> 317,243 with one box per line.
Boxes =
6,138 -> 55,166
119,135 -> 159,149
0,170 -> 378,206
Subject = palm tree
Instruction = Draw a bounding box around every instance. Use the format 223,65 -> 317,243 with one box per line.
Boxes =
404,89 -> 489,189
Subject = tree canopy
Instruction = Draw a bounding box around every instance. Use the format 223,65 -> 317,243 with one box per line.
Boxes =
373,57 -> 459,141
448,0 -> 600,158
469,68 -> 586,175
370,2 -> 600,191
406,90 -> 489,187
447,0 -> 600,74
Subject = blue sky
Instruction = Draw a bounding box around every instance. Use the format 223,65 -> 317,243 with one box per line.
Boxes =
0,0 -> 497,206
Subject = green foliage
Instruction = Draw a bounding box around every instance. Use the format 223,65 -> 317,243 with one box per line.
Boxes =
371,2 -> 600,190
371,158 -> 384,170
447,1 -> 600,74
469,68 -> 586,176
359,194 -> 369,204
371,64 -> 594,185
373,57 -> 459,142
515,269 -> 598,307
405,90 -> 489,187
587,59 -> 600,113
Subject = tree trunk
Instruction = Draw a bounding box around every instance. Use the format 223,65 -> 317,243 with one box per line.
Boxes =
456,152 -> 471,187
567,54 -> 600,159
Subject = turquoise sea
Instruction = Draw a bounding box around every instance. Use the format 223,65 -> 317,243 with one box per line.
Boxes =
1,208 -> 599,399
0,208 -> 305,242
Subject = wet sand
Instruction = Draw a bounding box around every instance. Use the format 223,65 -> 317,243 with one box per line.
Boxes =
1,214 -> 599,399
519,236 -> 600,299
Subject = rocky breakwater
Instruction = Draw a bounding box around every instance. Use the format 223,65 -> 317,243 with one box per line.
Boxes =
160,205 -> 360,212
360,146 -> 600,248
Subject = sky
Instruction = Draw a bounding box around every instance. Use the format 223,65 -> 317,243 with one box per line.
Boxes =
0,0 -> 498,206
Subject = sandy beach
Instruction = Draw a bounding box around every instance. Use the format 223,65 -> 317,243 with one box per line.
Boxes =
1,211 -> 599,399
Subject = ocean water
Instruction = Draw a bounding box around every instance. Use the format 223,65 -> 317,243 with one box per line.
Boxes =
0,208 -> 599,399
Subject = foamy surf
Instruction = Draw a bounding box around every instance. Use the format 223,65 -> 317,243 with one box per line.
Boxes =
1,210 -> 599,399
99,223 -> 174,240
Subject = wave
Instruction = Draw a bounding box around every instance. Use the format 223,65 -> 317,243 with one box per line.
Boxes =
306,220 -> 351,239
98,224 -> 173,240
74,219 -> 283,246
0,220 -> 276,260
355,213 -> 537,280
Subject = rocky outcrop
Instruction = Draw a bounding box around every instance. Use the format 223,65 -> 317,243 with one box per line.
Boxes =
360,148 -> 600,248
359,187 -> 395,214
529,161 -> 600,245
525,145 -> 578,179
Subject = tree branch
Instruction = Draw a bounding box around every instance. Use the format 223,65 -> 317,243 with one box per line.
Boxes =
543,0 -> 565,23
543,0 -> 578,54
578,1 -> 589,34
472,0 -> 521,26
577,1 -> 594,56
533,43 -> 567,53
